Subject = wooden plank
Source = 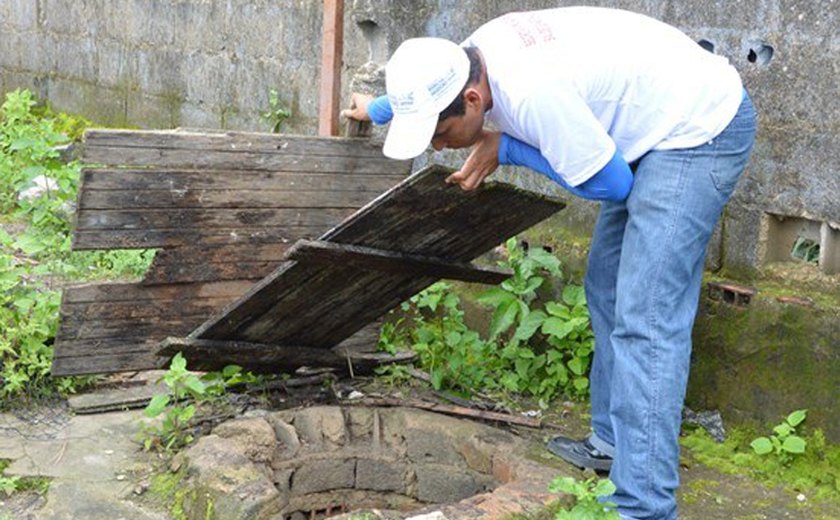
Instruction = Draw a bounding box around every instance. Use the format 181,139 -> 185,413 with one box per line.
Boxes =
141,245 -> 291,284
156,337 -> 414,375
73,226 -> 320,250
192,165 -> 565,346
52,321 -> 383,377
83,149 -> 406,173
77,188 -> 387,211
61,280 -> 251,304
68,383 -> 169,414
142,260 -> 279,284
76,208 -> 354,231
80,169 -> 404,192
319,0 -> 344,137
81,129 -> 393,159
286,239 -> 511,285
52,347 -> 161,376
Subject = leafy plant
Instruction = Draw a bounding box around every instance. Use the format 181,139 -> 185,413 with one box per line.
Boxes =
548,476 -> 619,519
142,353 -> 206,452
402,282 -> 501,393
477,238 -> 594,400
378,238 -> 594,403
0,89 -> 152,403
142,353 -> 258,452
0,474 -> 20,496
261,89 -> 291,133
750,409 -> 808,463
373,363 -> 413,387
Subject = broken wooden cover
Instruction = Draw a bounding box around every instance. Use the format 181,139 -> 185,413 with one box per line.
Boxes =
51,129 -> 411,376
187,164 -> 565,351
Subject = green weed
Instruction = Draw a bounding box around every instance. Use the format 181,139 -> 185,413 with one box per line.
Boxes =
0,89 -> 152,403
142,353 -> 259,453
379,238 -> 594,402
682,424 -> 840,503
261,89 -> 291,133
548,475 -> 619,519
751,409 -> 808,463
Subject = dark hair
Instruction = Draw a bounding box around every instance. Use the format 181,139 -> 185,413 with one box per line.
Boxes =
438,46 -> 483,122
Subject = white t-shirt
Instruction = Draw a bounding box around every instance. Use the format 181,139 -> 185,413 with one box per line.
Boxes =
462,7 -> 744,187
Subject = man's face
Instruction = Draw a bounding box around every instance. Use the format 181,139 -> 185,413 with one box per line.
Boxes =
430,90 -> 485,151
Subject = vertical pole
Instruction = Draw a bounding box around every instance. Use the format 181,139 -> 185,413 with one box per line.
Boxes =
319,0 -> 344,137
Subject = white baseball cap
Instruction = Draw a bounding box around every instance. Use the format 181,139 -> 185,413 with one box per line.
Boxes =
383,38 -> 470,160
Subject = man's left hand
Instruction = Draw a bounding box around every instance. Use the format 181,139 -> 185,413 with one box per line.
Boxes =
445,130 -> 501,191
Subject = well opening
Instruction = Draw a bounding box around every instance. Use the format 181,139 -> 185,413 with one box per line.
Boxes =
181,405 -> 534,520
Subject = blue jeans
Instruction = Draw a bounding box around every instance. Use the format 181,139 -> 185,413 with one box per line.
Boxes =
584,91 -> 756,519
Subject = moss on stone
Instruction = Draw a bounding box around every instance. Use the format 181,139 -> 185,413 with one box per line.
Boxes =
150,469 -> 189,520
688,285 -> 840,442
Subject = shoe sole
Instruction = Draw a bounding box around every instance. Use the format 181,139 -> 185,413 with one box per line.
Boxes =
546,439 -> 613,472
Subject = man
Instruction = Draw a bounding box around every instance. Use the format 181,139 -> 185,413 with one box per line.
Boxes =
343,7 -> 756,519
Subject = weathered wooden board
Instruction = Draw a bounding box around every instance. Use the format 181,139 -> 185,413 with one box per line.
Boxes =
51,130 -> 412,376
191,164 -> 565,349
142,245 -> 291,284
156,336 -> 414,375
81,129 -> 397,169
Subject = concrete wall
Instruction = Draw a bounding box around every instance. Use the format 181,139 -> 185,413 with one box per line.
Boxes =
1,0 -> 838,275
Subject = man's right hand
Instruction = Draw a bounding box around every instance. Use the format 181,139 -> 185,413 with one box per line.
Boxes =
340,93 -> 374,121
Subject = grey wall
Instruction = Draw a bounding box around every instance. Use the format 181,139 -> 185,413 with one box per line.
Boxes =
1,0 -> 838,277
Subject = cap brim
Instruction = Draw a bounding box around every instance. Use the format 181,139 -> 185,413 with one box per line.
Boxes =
382,112 -> 438,160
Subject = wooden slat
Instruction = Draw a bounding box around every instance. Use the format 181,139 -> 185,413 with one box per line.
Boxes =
81,169 -> 403,191
83,149 -> 405,173
156,337 -> 414,375
192,165 -> 565,346
82,129 -> 389,157
52,347 -> 161,376
81,130 -> 411,170
73,226 -> 319,250
61,280 -> 251,304
286,239 -> 511,285
78,187 -> 390,211
76,208 -> 355,231
52,322 -> 384,377
141,245 -> 291,284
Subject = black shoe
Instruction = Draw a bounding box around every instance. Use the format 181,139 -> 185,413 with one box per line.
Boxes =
547,436 -> 613,472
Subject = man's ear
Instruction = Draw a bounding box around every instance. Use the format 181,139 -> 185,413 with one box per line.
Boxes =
463,87 -> 483,110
